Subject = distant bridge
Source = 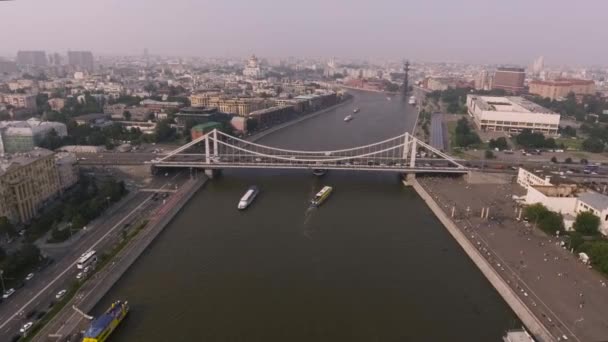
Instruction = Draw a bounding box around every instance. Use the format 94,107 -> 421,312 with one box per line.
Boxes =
149,129 -> 468,175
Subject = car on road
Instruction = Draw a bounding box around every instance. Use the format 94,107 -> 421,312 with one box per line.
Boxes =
25,273 -> 34,281
76,272 -> 85,280
2,288 -> 15,299
55,289 -> 67,300
19,322 -> 33,334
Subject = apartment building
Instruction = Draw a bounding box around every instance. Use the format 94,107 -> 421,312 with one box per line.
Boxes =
529,79 -> 596,100
0,148 -> 61,224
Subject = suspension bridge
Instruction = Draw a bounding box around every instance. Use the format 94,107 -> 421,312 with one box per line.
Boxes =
149,129 -> 468,176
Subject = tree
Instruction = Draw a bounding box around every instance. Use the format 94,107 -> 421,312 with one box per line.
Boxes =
559,125 -> 577,137
71,214 -> 87,230
0,216 -> 17,238
484,150 -> 495,159
550,156 -> 558,163
454,117 -> 481,147
516,129 -> 553,148
523,204 -> 564,234
123,110 -> 131,121
582,137 -> 604,153
569,232 -> 585,251
573,211 -> 601,235
154,119 -> 176,142
538,211 -> 564,235
580,158 -> 589,165
38,129 -> 65,150
447,102 -> 460,114
565,157 -> 573,164
587,241 -> 608,274
524,203 -> 549,223
489,137 -> 508,150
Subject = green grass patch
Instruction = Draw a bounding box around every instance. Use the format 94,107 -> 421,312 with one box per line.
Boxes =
447,121 -> 457,150
556,138 -> 583,151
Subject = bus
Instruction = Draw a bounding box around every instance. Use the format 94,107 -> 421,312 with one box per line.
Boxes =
77,250 -> 97,270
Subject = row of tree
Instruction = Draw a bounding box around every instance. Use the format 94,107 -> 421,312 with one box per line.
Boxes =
528,93 -> 607,122
3,176 -> 129,244
515,129 -> 559,149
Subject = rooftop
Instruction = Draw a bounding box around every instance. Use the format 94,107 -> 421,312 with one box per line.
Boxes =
469,95 -> 556,114
578,192 -> 608,211
530,78 -> 595,86
0,148 -> 54,176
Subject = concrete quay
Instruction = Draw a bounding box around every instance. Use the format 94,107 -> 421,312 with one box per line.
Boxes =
415,176 -> 608,342
411,178 -> 554,341
32,176 -> 208,342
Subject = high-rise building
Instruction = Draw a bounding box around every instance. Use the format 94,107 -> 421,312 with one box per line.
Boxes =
531,56 -> 544,76
48,53 -> 63,66
475,70 -> 492,90
16,51 -> 47,67
67,51 -> 94,71
0,60 -> 18,73
492,67 -> 526,94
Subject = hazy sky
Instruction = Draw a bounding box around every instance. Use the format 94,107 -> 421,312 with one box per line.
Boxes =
1,0 -> 607,65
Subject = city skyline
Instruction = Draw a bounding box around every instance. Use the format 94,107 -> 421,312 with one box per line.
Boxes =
1,0 -> 607,66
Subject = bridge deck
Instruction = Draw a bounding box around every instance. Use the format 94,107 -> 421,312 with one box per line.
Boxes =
151,161 -> 469,173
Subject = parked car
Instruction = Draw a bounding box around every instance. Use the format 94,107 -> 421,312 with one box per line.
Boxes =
55,289 -> 67,300
25,273 -> 34,281
2,288 -> 15,299
19,322 -> 33,334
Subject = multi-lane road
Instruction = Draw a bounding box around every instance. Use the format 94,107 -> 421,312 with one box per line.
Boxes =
0,173 -> 189,341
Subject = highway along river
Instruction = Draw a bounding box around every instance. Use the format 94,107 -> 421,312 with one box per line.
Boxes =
96,90 -> 520,341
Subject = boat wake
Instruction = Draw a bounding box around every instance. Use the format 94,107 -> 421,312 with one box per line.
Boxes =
302,207 -> 316,239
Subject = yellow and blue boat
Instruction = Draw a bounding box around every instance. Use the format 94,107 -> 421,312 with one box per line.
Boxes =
82,300 -> 129,342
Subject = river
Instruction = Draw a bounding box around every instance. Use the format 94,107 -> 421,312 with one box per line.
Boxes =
96,90 -> 520,341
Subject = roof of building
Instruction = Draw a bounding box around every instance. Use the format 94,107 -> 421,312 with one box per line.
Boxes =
497,67 -> 525,72
578,192 -> 608,211
0,119 -> 67,136
73,113 -> 109,121
249,105 -> 293,117
0,148 -> 54,176
520,167 -> 576,185
177,107 -> 219,115
192,122 -> 222,131
469,95 -> 556,114
530,78 -> 595,86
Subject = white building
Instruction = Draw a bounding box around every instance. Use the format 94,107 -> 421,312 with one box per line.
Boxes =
517,168 -> 553,189
576,193 -> 608,235
243,55 -> 264,79
467,95 -> 560,135
518,168 -> 608,235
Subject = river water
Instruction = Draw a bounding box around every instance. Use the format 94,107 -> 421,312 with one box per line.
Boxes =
97,91 -> 520,341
